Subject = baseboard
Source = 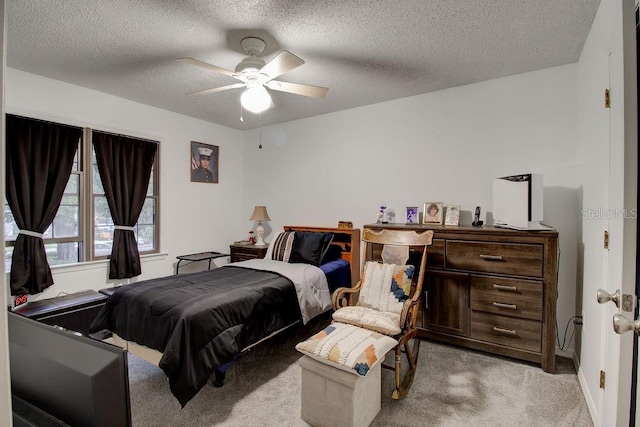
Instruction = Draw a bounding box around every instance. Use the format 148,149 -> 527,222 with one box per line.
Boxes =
574,353 -> 598,425
556,348 -> 574,359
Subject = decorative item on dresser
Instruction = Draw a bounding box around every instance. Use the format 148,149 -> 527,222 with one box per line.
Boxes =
230,243 -> 268,262
363,223 -> 559,373
444,205 -> 460,226
406,206 -> 419,224
423,202 -> 443,225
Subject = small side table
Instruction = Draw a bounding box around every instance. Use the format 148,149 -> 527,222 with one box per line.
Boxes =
176,251 -> 229,274
230,244 -> 268,262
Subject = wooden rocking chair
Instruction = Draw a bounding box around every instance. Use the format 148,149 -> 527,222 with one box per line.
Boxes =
332,227 -> 433,399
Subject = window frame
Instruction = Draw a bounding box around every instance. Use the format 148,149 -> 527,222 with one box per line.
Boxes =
85,128 -> 160,261
4,117 -> 160,267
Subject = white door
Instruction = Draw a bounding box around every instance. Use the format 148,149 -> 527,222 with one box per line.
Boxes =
609,4 -> 640,425
597,2 -> 638,425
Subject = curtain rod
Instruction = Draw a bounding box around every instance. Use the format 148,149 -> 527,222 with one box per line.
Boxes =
93,129 -> 159,145
7,113 -> 83,131
7,114 -> 159,145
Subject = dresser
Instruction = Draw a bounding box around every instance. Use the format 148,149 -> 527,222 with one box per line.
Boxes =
363,223 -> 559,373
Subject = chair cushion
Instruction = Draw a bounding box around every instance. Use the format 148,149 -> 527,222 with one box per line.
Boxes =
357,261 -> 414,315
295,322 -> 398,376
332,306 -> 402,335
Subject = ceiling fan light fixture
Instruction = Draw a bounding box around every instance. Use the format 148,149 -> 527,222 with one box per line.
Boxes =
241,85 -> 272,114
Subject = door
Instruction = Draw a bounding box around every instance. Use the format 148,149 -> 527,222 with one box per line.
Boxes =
423,270 -> 470,336
596,2 -> 638,426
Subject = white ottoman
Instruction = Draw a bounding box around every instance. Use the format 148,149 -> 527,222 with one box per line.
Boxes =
295,322 -> 398,427
298,354 -> 381,427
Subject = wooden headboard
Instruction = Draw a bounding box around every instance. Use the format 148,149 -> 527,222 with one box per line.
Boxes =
283,225 -> 361,287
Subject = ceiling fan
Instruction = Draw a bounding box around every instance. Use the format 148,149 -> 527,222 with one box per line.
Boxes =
178,37 -> 329,114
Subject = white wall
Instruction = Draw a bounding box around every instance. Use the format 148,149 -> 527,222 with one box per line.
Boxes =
5,69 -> 245,299
243,65 -> 580,355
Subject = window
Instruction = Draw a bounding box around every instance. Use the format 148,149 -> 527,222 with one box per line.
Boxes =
91,145 -> 159,258
5,115 -> 159,269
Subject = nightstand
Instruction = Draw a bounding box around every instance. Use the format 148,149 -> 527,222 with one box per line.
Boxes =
230,244 -> 268,262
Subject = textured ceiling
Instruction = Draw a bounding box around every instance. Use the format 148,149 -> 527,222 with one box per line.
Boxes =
7,0 -> 601,131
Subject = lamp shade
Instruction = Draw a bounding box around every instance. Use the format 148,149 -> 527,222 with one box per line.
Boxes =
249,206 -> 271,222
240,86 -> 272,114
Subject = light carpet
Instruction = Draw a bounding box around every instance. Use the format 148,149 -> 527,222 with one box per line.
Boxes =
127,318 -> 592,427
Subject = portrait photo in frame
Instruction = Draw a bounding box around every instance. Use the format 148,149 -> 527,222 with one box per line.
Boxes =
190,141 -> 219,183
444,205 -> 461,226
406,207 -> 419,224
423,202 -> 443,224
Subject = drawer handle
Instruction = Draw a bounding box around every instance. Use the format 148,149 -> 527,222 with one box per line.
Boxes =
493,284 -> 518,292
493,326 -> 517,336
479,254 -> 503,261
493,302 -> 517,310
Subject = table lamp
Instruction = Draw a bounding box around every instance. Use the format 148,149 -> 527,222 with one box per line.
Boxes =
249,206 -> 271,246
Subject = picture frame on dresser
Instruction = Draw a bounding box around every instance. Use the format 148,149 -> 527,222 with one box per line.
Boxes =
406,207 -> 419,224
423,202 -> 443,224
444,205 -> 461,226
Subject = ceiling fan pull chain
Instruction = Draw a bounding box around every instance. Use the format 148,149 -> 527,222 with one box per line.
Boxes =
259,113 -> 263,149
240,102 -> 244,122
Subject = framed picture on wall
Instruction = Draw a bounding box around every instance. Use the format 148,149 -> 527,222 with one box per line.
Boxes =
423,202 -> 443,224
406,207 -> 419,224
444,205 -> 461,226
190,141 -> 219,183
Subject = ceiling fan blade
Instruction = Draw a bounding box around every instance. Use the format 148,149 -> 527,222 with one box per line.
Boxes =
187,82 -> 246,96
259,51 -> 305,80
265,80 -> 329,98
177,57 -> 238,79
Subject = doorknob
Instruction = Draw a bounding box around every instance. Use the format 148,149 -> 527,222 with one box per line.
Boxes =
597,289 -> 620,307
612,314 -> 640,335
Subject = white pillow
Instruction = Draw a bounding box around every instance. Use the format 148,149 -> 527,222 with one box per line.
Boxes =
264,231 -> 295,261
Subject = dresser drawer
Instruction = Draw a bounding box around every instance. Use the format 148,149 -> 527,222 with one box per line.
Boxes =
426,239 -> 445,268
446,240 -> 543,277
471,292 -> 542,321
371,238 -> 445,268
471,276 -> 543,301
470,311 -> 541,353
470,276 -> 542,321
230,244 -> 268,262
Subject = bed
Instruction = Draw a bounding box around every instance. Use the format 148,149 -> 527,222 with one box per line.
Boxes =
89,225 -> 360,407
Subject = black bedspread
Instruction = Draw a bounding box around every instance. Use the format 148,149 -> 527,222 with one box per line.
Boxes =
89,266 -> 301,406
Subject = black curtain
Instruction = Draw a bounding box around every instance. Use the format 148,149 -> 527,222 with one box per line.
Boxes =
6,115 -> 81,295
93,132 -> 157,279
